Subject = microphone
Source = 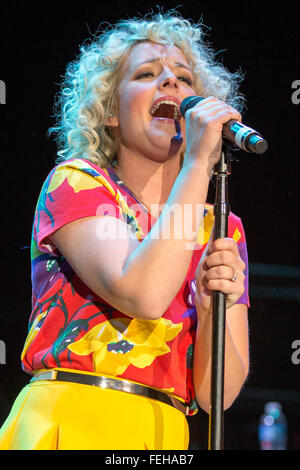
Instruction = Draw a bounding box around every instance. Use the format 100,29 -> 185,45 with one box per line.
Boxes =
180,96 -> 268,154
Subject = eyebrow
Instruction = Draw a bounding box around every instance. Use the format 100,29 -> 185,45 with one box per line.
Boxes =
135,57 -> 192,72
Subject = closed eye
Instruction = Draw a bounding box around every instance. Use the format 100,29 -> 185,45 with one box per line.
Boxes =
135,72 -> 155,79
134,70 -> 194,87
177,76 -> 194,86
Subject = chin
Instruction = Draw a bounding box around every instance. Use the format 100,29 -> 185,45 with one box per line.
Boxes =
147,135 -> 184,159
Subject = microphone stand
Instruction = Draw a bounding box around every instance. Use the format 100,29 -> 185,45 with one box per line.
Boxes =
208,143 -> 232,450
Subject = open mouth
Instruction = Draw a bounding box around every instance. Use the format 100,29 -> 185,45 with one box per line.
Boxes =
150,97 -> 181,120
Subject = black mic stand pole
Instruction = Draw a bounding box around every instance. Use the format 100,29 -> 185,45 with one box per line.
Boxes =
208,143 -> 232,450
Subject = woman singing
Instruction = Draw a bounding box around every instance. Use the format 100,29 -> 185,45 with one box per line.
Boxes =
0,11 -> 249,450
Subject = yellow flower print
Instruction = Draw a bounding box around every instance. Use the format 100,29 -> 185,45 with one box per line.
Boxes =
233,227 -> 241,242
196,205 -> 214,246
196,206 -> 242,245
47,159 -> 116,195
68,317 -> 182,376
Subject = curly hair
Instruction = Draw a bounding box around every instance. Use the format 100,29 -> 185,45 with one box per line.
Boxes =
48,11 -> 245,168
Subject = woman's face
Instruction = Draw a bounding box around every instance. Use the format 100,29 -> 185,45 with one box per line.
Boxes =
110,41 -> 196,162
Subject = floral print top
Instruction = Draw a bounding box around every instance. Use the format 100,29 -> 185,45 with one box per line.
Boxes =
21,158 -> 249,416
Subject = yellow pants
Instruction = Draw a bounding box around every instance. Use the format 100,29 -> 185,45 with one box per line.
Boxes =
0,380 -> 189,450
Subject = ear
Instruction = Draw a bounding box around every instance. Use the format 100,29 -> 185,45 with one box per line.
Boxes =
105,114 -> 119,127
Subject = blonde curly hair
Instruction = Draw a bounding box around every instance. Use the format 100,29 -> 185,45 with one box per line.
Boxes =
48,11 -> 244,168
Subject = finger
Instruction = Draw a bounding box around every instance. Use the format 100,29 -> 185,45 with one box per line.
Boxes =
205,249 -> 245,272
205,265 -> 240,282
197,227 -> 215,269
191,96 -> 220,109
192,96 -> 241,119
206,107 -> 242,124
190,103 -> 241,126
187,95 -> 241,116
209,238 -> 240,256
205,278 -> 245,297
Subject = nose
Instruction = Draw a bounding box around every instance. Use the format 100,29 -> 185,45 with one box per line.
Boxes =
158,69 -> 178,90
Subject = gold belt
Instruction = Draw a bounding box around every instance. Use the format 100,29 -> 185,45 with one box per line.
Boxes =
30,369 -> 188,414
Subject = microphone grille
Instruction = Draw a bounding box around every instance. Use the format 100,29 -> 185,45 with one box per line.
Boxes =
180,96 -> 205,117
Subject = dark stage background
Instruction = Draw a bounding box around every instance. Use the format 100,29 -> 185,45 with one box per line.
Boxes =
0,0 -> 299,450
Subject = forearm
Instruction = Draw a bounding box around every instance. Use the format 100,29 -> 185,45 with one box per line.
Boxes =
121,162 -> 211,318
192,305 -> 249,413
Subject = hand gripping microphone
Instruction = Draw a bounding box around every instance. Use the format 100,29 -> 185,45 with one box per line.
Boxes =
180,96 -> 268,154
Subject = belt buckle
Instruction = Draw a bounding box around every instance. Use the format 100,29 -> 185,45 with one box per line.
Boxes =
31,370 -> 57,382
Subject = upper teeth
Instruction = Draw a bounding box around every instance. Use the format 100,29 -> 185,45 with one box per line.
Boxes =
150,100 -> 180,119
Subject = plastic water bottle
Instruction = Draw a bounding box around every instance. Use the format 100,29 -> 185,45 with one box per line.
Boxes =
258,401 -> 288,450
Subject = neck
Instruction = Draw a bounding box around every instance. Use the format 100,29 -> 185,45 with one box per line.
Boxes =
114,151 -> 182,218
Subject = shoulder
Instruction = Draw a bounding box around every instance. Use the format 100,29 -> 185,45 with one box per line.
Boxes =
43,158 -> 117,195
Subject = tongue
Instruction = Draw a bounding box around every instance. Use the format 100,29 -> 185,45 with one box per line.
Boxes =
152,103 -> 175,119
